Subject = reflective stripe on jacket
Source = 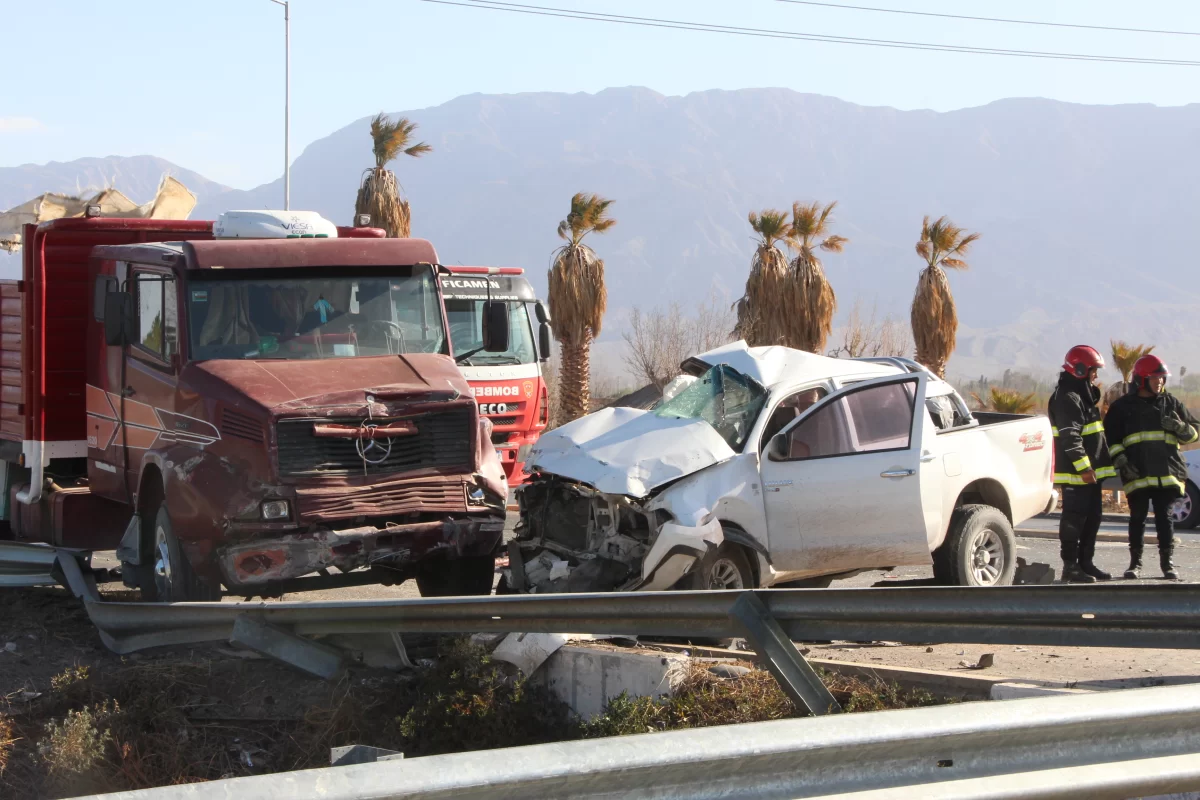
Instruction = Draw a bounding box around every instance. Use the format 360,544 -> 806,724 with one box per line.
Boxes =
1048,372 -> 1113,486
1103,391 -> 1199,496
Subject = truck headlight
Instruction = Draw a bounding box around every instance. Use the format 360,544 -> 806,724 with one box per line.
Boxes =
468,486 -> 487,505
261,500 -> 290,520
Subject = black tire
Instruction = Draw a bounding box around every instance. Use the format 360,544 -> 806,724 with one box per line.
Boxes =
933,504 -> 1016,587
416,554 -> 497,597
683,542 -> 755,590
1169,482 -> 1200,530
148,505 -> 221,602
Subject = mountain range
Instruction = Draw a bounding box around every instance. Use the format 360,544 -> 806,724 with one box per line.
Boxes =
6,87 -> 1200,381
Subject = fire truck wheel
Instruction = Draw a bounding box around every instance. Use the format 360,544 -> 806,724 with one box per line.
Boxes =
149,506 -> 221,603
415,554 -> 497,597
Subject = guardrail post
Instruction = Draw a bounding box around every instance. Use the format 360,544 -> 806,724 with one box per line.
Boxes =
730,592 -> 842,715
230,615 -> 344,680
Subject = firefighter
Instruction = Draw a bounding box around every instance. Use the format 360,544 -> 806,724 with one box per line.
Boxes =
1049,346 -> 1116,583
1104,355 -> 1199,580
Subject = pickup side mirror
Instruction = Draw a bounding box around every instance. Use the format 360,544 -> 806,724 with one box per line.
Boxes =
538,322 -> 552,362
766,433 -> 788,462
104,292 -> 136,347
482,300 -> 510,353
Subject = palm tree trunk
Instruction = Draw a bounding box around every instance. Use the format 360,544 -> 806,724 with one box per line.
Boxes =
559,331 -> 593,423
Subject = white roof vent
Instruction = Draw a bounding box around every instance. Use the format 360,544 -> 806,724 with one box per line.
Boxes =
213,210 -> 338,240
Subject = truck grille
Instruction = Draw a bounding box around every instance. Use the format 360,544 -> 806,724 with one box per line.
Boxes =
276,408 -> 473,478
296,477 -> 467,521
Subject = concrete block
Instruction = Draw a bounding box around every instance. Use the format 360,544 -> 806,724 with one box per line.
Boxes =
538,645 -> 688,721
990,682 -> 1097,701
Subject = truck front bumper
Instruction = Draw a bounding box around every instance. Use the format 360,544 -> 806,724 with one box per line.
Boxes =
216,516 -> 506,588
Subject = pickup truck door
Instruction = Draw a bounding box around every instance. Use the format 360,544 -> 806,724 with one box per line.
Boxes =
759,373 -> 934,576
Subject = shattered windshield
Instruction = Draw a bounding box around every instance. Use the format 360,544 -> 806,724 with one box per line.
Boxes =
653,364 -> 767,451
187,267 -> 447,361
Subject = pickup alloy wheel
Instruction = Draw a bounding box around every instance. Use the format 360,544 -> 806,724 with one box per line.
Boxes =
936,504 -> 1016,587
1168,482 -> 1200,529
686,542 -> 754,591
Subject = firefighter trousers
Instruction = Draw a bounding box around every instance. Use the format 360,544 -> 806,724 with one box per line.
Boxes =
1127,488 -> 1177,557
1059,484 -> 1102,565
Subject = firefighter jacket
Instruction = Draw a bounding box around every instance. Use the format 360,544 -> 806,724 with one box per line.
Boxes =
1103,391 -> 1199,496
1048,372 -> 1114,485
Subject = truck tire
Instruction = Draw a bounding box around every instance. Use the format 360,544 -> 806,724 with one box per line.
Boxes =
1169,481 -> 1200,530
149,506 -> 221,602
683,542 -> 755,591
416,554 -> 496,597
934,504 -> 1016,587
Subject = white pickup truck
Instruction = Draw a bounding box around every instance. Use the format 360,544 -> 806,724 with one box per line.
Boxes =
508,342 -> 1056,593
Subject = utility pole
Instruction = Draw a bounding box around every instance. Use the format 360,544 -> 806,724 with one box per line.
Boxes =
269,0 -> 290,209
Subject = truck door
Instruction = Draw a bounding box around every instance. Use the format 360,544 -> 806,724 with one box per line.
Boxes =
759,373 -> 933,576
111,267 -> 181,497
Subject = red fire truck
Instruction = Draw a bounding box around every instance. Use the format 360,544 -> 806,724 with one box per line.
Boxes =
0,211 -> 510,601
440,267 -> 551,485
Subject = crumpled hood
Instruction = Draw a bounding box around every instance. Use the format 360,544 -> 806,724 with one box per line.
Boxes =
527,407 -> 735,497
190,354 -> 470,412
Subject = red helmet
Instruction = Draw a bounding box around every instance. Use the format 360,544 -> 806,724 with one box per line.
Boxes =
1132,354 -> 1169,390
1062,345 -> 1105,378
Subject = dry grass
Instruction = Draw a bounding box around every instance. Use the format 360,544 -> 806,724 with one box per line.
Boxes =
583,661 -> 944,737
0,640 -> 950,797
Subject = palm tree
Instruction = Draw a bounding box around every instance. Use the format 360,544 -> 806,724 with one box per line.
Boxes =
1110,340 -> 1154,383
970,387 -> 1037,414
910,215 -> 980,378
735,209 -> 794,347
548,193 -> 615,423
354,113 -> 432,238
785,201 -> 846,353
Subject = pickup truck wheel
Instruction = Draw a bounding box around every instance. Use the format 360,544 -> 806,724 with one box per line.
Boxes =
685,543 -> 754,591
938,505 -> 1016,587
149,506 -> 221,602
1169,482 -> 1200,529
416,555 -> 496,597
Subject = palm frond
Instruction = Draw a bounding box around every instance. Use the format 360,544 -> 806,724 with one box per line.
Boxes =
368,113 -> 431,168
557,192 -> 616,246
1110,339 -> 1155,382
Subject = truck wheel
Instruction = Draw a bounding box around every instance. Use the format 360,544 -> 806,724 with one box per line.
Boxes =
684,542 -> 755,590
416,554 -> 496,597
150,506 -> 221,602
1169,482 -> 1200,530
935,504 -> 1016,587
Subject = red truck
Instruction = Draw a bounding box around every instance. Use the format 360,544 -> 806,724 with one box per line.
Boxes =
440,267 -> 551,485
0,211 -> 510,601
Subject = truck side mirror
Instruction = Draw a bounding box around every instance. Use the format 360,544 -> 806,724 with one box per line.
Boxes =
482,300 -> 510,353
767,432 -> 789,462
534,301 -> 548,324
104,292 -> 135,347
538,322 -> 552,362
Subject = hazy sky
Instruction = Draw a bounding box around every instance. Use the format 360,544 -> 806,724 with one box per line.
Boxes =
4,0 -> 1200,188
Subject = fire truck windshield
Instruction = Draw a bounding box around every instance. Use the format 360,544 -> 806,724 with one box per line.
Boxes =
187,268 -> 448,361
445,300 -> 536,365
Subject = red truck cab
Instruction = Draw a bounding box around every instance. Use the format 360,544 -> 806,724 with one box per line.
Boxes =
2,212 -> 509,601
440,267 -> 551,485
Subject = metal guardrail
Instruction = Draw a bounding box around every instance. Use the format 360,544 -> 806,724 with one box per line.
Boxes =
75,681 -> 1200,799
0,539 -> 70,587
39,541 -> 1200,717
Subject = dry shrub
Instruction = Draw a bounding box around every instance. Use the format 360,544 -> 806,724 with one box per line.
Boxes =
0,712 -> 17,778
583,661 -> 945,737
38,701 -> 117,796
396,640 -> 578,757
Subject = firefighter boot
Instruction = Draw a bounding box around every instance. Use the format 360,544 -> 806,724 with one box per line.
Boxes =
1079,539 -> 1111,581
1161,549 -> 1181,581
1124,548 -> 1143,580
1061,562 -> 1097,584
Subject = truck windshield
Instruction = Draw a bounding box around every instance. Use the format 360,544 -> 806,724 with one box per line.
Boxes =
444,300 -> 537,365
187,268 -> 447,361
654,364 -> 767,451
